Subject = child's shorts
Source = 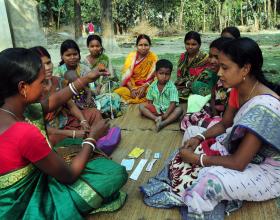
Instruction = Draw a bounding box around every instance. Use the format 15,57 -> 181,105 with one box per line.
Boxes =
145,103 -> 162,116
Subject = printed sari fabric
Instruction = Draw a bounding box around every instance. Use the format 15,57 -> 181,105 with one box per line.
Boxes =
175,51 -> 209,100
114,51 -> 158,104
141,94 -> 280,217
182,94 -> 280,219
140,133 -> 221,209
81,53 -> 119,91
81,54 -> 122,118
180,79 -> 228,131
191,69 -> 218,96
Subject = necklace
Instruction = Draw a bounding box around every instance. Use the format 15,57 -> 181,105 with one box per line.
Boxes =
246,81 -> 259,101
0,107 -> 21,121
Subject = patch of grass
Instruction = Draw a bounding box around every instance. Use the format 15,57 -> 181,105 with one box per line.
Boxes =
112,33 -> 280,83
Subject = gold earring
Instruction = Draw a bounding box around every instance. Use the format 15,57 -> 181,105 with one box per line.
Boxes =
23,90 -> 27,99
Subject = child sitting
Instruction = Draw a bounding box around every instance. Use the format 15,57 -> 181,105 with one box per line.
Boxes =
139,59 -> 183,131
64,70 -> 96,109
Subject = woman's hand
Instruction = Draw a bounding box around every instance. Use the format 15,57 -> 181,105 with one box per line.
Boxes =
75,130 -> 89,138
85,68 -> 110,82
80,121 -> 90,130
88,119 -> 110,140
131,88 -> 138,98
137,86 -> 147,98
182,137 -> 201,151
179,147 -> 200,164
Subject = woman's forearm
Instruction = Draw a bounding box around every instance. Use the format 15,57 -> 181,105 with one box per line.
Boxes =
202,155 -> 245,171
68,101 -> 85,122
201,122 -> 226,139
46,78 -> 89,113
47,127 -> 71,137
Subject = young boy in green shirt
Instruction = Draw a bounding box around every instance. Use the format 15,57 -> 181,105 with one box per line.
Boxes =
139,59 -> 183,131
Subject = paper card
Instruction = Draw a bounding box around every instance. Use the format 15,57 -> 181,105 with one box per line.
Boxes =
154,152 -> 161,159
128,147 -> 145,158
129,159 -> 148,180
146,159 -> 157,172
121,159 -> 135,171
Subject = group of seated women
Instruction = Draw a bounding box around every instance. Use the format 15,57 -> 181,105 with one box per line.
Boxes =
1,26 -> 280,220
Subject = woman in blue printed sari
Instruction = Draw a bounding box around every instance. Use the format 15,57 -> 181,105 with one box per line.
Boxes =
141,38 -> 280,219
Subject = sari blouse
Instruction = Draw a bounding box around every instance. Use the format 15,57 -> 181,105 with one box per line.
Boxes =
228,88 -> 239,109
0,122 -> 51,174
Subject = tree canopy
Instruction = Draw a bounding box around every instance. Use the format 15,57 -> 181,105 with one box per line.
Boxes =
37,0 -> 280,33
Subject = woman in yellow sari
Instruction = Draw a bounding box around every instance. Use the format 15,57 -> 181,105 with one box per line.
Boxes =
115,34 -> 158,104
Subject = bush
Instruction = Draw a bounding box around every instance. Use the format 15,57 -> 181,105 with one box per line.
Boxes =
129,20 -> 159,38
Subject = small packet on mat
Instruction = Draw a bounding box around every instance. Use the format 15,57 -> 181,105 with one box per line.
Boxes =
128,147 -> 145,158
121,159 -> 135,171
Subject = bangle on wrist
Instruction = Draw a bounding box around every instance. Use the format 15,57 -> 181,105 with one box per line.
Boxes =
84,137 -> 97,145
69,83 -> 78,95
72,130 -> 76,139
199,153 -> 206,167
82,141 -> 96,151
196,133 -> 206,141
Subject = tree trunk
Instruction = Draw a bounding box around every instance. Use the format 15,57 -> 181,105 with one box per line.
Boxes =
274,0 -> 277,24
228,7 -> 231,26
203,4 -> 206,32
57,8 -> 61,29
100,0 -> 119,52
74,0 -> 82,40
218,3 -> 222,32
267,0 -> 272,28
178,0 -> 185,30
248,0 -> 259,30
240,0 -> 244,25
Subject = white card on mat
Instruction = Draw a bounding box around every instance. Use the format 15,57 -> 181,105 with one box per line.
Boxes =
121,159 -> 135,171
129,159 -> 148,180
146,159 -> 157,172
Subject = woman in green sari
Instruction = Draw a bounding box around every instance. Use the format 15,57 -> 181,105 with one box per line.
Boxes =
175,31 -> 209,100
0,48 -> 128,220
81,34 -> 122,118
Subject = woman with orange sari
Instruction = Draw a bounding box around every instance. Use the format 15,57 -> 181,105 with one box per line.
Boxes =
114,34 -> 158,104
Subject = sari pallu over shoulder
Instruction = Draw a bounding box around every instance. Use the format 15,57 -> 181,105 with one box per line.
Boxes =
177,51 -> 208,78
0,158 -> 128,220
121,51 -> 158,87
225,94 -> 280,159
181,95 -> 280,219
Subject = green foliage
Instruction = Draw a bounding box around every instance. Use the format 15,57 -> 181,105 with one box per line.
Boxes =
37,0 -> 280,32
81,0 -> 101,24
37,0 -> 73,27
112,0 -> 142,33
